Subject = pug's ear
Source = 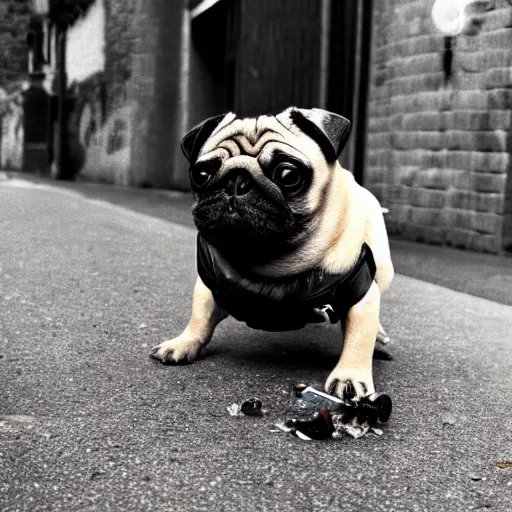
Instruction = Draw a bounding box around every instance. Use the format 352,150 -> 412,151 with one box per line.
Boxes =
181,113 -> 235,163
289,108 -> 351,162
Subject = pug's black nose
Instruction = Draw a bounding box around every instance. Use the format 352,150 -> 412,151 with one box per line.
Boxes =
225,171 -> 252,196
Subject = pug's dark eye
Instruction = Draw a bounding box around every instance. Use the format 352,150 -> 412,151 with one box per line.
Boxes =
272,162 -> 304,192
190,159 -> 221,189
191,168 -> 211,188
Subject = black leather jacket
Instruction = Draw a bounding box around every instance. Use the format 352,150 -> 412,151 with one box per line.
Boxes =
196,235 -> 377,332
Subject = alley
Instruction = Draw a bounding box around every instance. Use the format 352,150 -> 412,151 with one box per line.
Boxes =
0,178 -> 511,512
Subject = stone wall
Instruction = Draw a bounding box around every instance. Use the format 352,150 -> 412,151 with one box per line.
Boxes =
67,73 -> 134,184
60,0 -> 185,187
65,0 -> 136,184
366,0 -> 512,253
0,91 -> 23,170
0,0 -> 31,87
104,0 -> 136,116
0,0 -> 31,170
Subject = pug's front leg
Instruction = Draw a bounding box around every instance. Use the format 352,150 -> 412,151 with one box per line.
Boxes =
325,282 -> 380,399
150,276 -> 227,364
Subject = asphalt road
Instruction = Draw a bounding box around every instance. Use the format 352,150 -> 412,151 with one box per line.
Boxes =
0,178 -> 511,512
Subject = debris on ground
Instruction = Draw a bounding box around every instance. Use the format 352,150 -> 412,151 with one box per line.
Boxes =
227,397 -> 265,417
228,385 -> 391,440
332,417 -> 370,439
227,404 -> 242,416
274,384 -> 393,441
441,408 -> 456,426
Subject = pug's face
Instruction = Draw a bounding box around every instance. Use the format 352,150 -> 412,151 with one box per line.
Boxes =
181,108 -> 351,267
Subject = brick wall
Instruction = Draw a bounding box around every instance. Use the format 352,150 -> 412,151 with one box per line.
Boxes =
366,0 -> 512,253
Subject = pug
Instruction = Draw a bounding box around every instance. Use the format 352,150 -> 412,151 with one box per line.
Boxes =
150,107 -> 394,400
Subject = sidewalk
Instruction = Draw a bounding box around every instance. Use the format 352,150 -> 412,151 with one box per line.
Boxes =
389,238 -> 512,307
3,171 -> 512,306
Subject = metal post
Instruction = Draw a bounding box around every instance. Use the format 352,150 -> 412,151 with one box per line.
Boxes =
319,0 -> 332,110
57,23 -> 67,179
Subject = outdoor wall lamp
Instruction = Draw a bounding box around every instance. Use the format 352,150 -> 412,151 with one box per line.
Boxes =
432,0 -> 492,36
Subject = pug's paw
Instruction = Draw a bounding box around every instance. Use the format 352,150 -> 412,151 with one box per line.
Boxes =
324,368 -> 375,400
149,337 -> 203,364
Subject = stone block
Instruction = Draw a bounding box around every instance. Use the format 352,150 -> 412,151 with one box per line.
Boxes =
366,166 -> 387,184
367,132 -> 392,149
391,53 -> 442,77
476,192 -> 505,213
488,89 -> 512,108
452,90 -> 489,110
415,168 -> 463,190
411,206 -> 442,225
482,6 -> 512,30
456,50 -> 512,72
445,228 -> 475,249
471,212 -> 503,234
474,172 -> 508,193
397,165 -> 420,186
396,35 -> 445,57
455,72 -> 486,90
402,112 -> 444,131
368,116 -> 391,132
411,188 -> 446,209
393,131 -> 444,151
453,171 -> 475,191
368,149 -> 390,167
470,233 -> 502,253
368,100 -> 391,117
481,28 -> 512,49
441,208 -> 475,230
489,110 -> 512,130
447,189 -> 478,210
485,67 -> 512,88
447,151 -> 509,173
444,130 -> 508,152
443,112 -> 491,131
390,72 -> 444,95
403,223 -> 447,244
